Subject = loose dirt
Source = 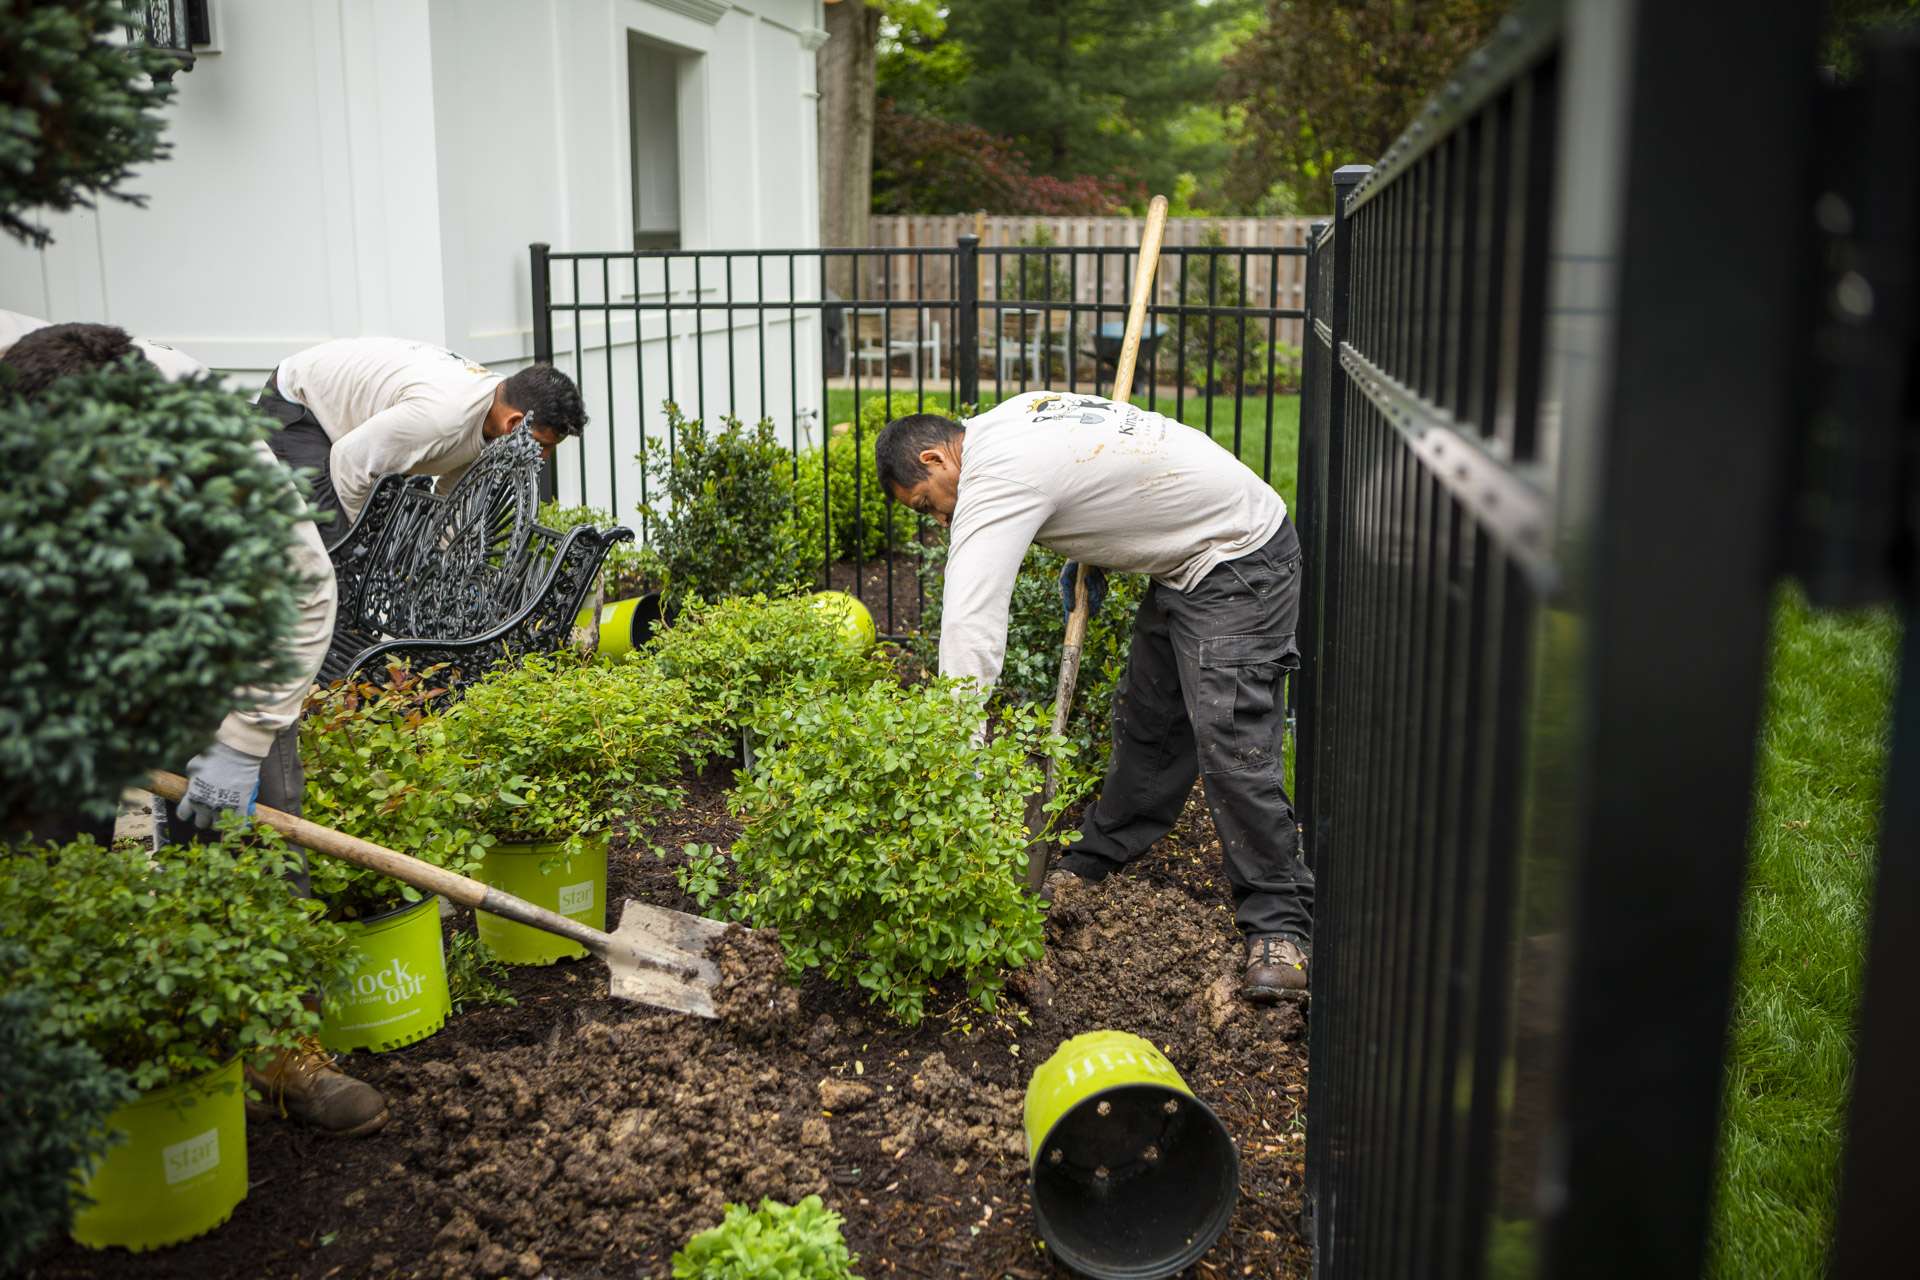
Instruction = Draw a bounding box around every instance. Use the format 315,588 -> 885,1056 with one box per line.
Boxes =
31,771 -> 1308,1279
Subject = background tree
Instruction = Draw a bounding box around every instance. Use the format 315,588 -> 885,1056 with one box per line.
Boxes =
870,100 -> 1127,215
817,0 -> 942,294
880,0 -> 1250,208
0,0 -> 177,246
1219,0 -> 1504,214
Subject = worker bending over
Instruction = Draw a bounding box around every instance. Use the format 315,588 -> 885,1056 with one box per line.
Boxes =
260,336 -> 588,531
877,391 -> 1311,1005
2,321 -> 390,1137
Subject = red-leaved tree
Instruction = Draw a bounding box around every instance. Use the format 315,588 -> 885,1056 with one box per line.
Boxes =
871,100 -> 1133,216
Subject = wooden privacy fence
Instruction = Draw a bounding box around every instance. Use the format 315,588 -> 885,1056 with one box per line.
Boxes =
868,214 -> 1319,343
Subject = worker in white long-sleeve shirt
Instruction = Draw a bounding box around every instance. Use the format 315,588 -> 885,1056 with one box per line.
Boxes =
259,336 -> 588,531
877,391 -> 1312,1005
1,320 -> 391,1137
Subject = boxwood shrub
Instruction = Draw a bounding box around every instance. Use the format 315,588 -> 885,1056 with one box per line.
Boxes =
722,680 -> 1068,1024
0,831 -> 351,1092
0,362 -> 310,827
0,942 -> 135,1271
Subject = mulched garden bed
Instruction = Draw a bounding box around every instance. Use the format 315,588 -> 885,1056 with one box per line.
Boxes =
32,768 -> 1309,1280
825,550 -> 928,639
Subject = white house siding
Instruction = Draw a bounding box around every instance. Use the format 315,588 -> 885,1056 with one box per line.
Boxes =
0,0 -> 829,531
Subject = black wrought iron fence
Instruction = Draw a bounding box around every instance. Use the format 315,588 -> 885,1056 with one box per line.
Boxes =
1295,1 -> 1915,1277
529,239 -> 1305,635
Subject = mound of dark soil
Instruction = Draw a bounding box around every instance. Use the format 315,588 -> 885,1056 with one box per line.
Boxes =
31,777 -> 1308,1279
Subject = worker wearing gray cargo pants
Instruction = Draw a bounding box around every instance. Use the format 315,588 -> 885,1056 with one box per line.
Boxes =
877,391 -> 1315,1004
1062,519 -> 1313,948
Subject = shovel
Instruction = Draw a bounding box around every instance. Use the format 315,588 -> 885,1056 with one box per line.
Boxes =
148,770 -> 727,1018
1026,194 -> 1171,894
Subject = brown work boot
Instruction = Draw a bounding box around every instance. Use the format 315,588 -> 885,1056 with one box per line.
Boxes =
1244,935 -> 1309,1005
246,1036 -> 390,1137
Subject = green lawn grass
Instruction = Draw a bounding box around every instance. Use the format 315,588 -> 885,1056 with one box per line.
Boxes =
1708,588 -> 1899,1277
824,387 -> 1302,503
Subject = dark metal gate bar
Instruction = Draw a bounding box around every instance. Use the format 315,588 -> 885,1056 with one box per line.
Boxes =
1293,0 -> 1916,1276
529,241 -> 1304,637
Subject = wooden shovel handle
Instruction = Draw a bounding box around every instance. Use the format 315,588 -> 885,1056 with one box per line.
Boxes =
150,770 -> 493,909
1030,195 -> 1170,895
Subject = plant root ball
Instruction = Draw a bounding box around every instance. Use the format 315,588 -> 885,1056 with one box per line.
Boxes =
809,591 -> 877,651
709,924 -> 801,1041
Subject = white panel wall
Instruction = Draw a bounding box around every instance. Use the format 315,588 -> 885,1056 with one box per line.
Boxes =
0,0 -> 449,384
0,0 -> 828,524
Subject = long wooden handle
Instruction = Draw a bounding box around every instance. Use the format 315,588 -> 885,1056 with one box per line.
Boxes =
147,770 -> 625,962
1029,195 -> 1170,894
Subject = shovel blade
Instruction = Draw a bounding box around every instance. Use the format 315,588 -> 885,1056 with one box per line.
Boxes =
605,899 -> 727,1019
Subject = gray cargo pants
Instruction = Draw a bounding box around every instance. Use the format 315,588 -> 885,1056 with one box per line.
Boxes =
1063,518 -> 1313,942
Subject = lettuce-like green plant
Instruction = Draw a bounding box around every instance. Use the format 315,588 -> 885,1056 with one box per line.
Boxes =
0,362 -> 310,827
0,943 -> 135,1271
300,671 -> 497,920
641,594 -> 893,740
723,680 -> 1067,1024
671,1195 -> 862,1280
0,831 -> 350,1092
440,652 -> 704,848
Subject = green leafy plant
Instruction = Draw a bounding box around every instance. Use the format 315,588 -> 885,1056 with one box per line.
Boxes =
299,670 -> 498,920
789,397 -> 955,567
671,1195 -> 862,1280
0,831 -> 351,1093
537,500 -> 652,599
674,842 -> 729,910
723,680 -> 1067,1025
444,931 -> 517,1013
914,539 -> 1145,807
0,942 -> 136,1271
0,0 -> 178,247
638,403 -> 808,608
0,362 -> 311,828
440,651 -> 703,850
641,595 -> 893,741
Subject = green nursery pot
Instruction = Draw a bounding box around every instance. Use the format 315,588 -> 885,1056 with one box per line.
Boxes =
474,833 -> 608,965
574,592 -> 664,661
70,1058 -> 247,1251
318,896 -> 452,1054
1023,1030 -> 1240,1280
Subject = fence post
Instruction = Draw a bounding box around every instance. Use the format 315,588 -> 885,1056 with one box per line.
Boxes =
1311,167 -> 1371,866
1303,164 -> 1368,1269
956,234 -> 980,407
1294,218 -> 1332,851
530,242 -> 557,503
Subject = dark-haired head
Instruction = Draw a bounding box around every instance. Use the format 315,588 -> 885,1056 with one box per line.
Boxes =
0,323 -> 138,399
876,413 -> 966,526
484,363 -> 587,459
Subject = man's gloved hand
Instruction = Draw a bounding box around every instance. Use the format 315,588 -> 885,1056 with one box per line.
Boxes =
1058,561 -> 1108,626
175,743 -> 266,830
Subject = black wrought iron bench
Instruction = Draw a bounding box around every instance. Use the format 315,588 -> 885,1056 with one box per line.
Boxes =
319,428 -> 632,692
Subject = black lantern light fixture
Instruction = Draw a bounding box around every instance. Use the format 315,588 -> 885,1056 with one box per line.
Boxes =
132,0 -> 209,82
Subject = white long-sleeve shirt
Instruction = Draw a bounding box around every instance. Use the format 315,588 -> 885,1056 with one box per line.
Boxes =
273,337 -> 502,521
938,391 -> 1287,692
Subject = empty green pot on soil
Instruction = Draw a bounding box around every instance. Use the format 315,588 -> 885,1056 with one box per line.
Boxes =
1023,1030 -> 1240,1280
474,834 -> 609,965
318,896 -> 452,1054
70,1058 -> 248,1252
809,590 -> 876,650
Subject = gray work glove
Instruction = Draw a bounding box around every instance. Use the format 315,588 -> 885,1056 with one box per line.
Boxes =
175,742 -> 265,830
1058,561 -> 1108,626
